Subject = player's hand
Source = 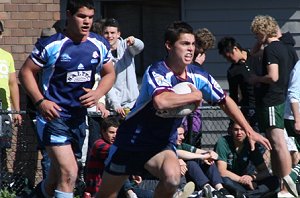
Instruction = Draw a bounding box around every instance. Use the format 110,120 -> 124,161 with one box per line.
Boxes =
12,114 -> 22,126
239,175 -> 255,190
96,103 -> 109,118
194,53 -> 206,65
80,87 -> 101,108
294,120 -> 300,134
116,107 -> 126,118
126,36 -> 135,46
188,84 -> 202,107
248,131 -> 272,151
178,159 -> 188,176
38,99 -> 61,121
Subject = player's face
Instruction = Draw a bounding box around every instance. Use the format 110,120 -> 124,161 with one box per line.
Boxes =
231,123 -> 246,143
102,126 -> 118,144
103,26 -> 120,48
176,127 -> 185,145
223,47 -> 241,63
169,33 -> 195,66
67,7 -> 94,41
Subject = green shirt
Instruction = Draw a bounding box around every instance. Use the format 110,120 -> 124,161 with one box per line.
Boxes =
177,143 -> 197,153
214,135 -> 264,176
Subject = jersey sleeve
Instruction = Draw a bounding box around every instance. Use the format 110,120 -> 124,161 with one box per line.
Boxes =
214,136 -> 229,162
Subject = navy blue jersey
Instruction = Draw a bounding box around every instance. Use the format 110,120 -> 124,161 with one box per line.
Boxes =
114,60 -> 225,151
30,32 -> 112,119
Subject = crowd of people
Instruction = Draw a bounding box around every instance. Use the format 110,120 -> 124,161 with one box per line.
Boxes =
1,0 -> 300,198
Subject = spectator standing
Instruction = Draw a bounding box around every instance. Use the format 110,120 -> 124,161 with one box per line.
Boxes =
249,15 -> 298,197
103,18 -> 144,118
214,121 -> 280,198
217,37 -> 258,131
96,20 -> 271,198
19,0 -> 115,197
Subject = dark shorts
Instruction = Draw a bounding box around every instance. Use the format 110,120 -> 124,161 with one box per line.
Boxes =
36,116 -> 87,158
256,103 -> 285,133
284,119 -> 300,151
104,143 -> 177,176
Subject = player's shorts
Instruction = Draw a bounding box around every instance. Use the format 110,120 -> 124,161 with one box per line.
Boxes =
36,116 -> 87,158
256,103 -> 285,133
284,119 -> 300,151
104,143 -> 177,176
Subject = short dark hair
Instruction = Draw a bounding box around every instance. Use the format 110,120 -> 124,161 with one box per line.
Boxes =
164,21 -> 194,45
101,117 -> 120,132
217,37 -> 243,55
91,18 -> 106,35
103,18 -> 120,31
66,0 -> 95,15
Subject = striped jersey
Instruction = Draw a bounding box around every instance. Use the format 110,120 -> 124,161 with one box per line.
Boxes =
114,60 -> 225,151
30,32 -> 112,119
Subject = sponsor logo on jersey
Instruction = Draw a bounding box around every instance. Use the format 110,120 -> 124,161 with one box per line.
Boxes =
61,53 -> 72,62
77,63 -> 84,70
91,59 -> 98,64
66,70 -> 92,82
92,51 -> 99,58
152,71 -> 170,87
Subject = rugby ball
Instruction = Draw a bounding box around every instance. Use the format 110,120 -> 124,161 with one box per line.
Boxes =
156,82 -> 197,118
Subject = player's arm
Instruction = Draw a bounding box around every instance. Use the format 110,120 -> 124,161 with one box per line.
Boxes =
81,60 -> 115,108
153,85 -> 202,110
218,95 -> 271,150
19,58 -> 61,120
250,63 -> 278,84
177,149 -> 212,161
216,159 -> 241,182
9,72 -> 22,125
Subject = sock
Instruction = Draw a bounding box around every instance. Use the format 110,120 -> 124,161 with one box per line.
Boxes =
54,190 -> 73,198
290,164 -> 300,182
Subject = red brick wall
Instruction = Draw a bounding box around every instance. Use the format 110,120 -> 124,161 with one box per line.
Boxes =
0,0 -> 60,72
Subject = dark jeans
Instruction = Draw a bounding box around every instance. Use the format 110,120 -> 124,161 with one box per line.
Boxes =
118,179 -> 154,198
222,176 -> 280,198
185,160 -> 223,190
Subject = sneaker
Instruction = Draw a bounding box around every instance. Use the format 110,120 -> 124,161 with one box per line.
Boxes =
211,190 -> 226,198
277,191 -> 296,198
203,184 -> 214,198
218,188 -> 234,198
174,181 -> 195,198
283,175 -> 299,197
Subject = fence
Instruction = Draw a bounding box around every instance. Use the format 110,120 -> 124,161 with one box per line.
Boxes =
0,106 -> 261,196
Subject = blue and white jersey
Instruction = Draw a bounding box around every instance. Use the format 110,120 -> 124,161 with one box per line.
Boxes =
114,60 -> 225,151
30,32 -> 112,119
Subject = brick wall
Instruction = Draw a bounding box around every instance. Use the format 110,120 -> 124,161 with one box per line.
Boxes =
0,0 -> 61,186
0,0 -> 60,72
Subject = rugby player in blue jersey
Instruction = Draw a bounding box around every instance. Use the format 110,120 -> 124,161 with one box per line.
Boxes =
19,0 -> 115,197
97,21 -> 271,198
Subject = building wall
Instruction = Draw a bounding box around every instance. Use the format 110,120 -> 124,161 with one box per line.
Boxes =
0,0 -> 60,72
182,0 -> 300,84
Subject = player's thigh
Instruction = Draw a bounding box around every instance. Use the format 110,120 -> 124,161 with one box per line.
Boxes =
144,149 -> 180,180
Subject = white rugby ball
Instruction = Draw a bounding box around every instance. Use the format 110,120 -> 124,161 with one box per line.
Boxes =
156,82 -> 197,118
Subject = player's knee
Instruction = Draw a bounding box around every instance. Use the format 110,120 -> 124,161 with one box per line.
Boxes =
163,170 -> 181,190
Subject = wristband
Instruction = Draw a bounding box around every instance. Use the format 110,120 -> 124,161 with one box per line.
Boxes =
35,98 -> 45,107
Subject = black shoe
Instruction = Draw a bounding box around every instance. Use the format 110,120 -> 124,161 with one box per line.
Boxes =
212,190 -> 226,198
218,188 -> 234,198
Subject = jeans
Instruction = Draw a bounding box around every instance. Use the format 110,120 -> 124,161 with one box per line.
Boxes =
185,160 -> 223,190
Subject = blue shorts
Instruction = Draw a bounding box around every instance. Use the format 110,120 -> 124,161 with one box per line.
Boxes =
36,116 -> 87,158
104,143 -> 177,176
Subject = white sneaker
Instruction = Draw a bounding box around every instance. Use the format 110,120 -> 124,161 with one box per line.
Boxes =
174,182 -> 195,198
203,184 -> 215,198
283,175 -> 298,197
278,191 -> 296,198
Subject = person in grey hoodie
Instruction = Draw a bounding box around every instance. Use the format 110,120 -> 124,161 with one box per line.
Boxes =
103,18 -> 144,118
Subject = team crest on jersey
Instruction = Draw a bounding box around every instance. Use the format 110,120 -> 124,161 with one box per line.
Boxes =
66,70 -> 92,82
61,53 -> 72,62
152,71 -> 170,86
92,51 -> 99,58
